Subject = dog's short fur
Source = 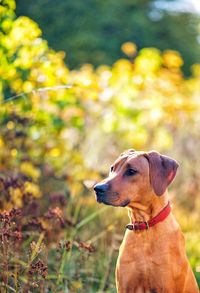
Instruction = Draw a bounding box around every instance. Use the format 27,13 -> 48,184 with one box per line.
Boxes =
94,149 -> 199,293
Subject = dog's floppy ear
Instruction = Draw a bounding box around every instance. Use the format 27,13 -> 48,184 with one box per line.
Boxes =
144,151 -> 179,196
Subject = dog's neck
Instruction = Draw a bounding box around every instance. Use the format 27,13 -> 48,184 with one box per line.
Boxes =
127,192 -> 169,222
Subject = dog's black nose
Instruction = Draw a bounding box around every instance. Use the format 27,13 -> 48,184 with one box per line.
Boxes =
94,183 -> 109,194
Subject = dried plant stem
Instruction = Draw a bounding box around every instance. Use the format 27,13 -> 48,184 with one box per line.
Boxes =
29,232 -> 44,264
22,232 -> 45,292
14,263 -> 19,292
2,229 -> 9,292
99,245 -> 114,292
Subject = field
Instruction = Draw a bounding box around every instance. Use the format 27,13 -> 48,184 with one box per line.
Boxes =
0,1 -> 200,292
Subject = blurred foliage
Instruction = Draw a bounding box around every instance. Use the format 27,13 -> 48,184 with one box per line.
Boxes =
15,0 -> 200,75
0,0 -> 200,291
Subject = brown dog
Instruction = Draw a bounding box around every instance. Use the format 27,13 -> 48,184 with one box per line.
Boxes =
94,149 -> 199,293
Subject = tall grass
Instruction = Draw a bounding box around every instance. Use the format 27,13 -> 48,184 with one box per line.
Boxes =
0,174 -> 199,292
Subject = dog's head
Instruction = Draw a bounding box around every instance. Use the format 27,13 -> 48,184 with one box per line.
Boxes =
94,149 -> 179,207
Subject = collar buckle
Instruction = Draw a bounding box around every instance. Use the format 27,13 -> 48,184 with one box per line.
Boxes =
126,224 -> 134,230
144,221 -> 149,229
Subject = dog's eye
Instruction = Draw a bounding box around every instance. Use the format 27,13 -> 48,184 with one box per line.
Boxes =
125,169 -> 138,176
110,166 -> 114,172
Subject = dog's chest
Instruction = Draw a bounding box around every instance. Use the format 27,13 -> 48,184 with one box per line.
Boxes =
116,229 -> 186,292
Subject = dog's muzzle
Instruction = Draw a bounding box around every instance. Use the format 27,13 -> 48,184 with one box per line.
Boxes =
94,183 -> 109,202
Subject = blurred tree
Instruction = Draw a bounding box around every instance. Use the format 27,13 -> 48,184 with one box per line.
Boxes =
15,0 -> 200,75
1,0 -> 200,210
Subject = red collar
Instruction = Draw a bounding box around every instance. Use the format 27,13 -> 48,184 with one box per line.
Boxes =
126,202 -> 171,231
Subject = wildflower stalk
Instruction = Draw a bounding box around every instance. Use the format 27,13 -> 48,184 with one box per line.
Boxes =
56,230 -> 77,286
2,231 -> 9,292
22,232 -> 45,292
99,245 -> 114,291
29,232 -> 44,264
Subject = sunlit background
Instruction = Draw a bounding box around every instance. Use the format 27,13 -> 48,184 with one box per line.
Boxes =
0,0 -> 200,291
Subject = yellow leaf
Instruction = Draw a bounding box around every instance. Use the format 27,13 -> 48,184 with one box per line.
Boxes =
24,181 -> 41,198
20,162 -> 41,180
